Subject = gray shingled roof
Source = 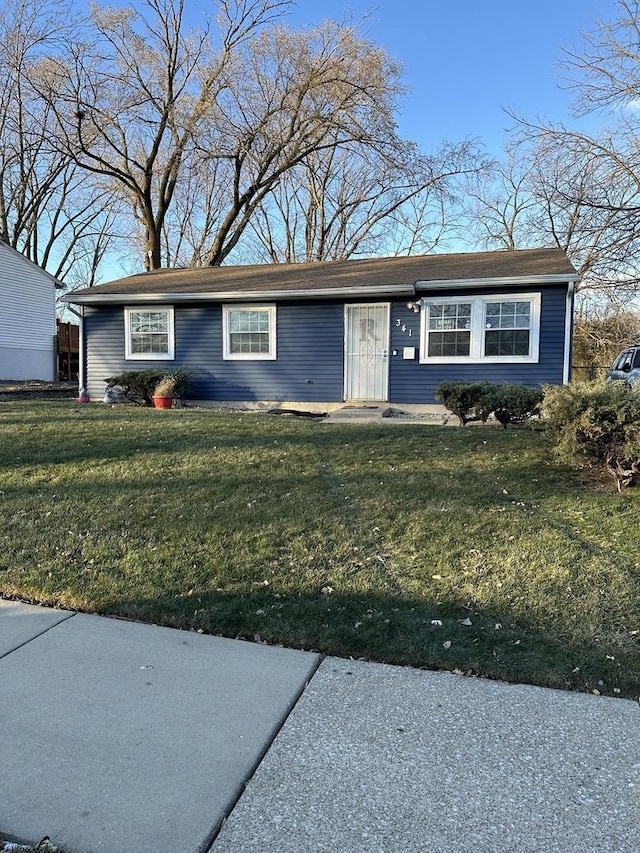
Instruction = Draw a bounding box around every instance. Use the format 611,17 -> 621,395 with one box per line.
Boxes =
63,248 -> 579,305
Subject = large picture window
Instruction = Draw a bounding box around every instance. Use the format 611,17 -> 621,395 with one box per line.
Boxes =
125,307 -> 174,360
223,304 -> 276,360
420,293 -> 540,363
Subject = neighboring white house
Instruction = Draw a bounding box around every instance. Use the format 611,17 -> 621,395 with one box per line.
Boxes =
0,240 -> 60,381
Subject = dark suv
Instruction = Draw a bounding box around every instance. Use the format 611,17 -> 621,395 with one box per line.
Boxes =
606,345 -> 640,386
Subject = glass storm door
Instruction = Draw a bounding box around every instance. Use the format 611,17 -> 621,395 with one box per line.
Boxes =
344,303 -> 390,401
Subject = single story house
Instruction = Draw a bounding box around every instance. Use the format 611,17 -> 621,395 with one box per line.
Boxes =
62,247 -> 580,411
0,240 -> 60,381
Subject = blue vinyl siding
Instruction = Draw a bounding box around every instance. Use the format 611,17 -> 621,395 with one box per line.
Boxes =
389,285 -> 568,404
84,302 -> 344,402
84,283 -> 569,405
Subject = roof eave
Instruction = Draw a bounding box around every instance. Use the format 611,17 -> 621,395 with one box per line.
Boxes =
61,283 -> 418,305
416,273 -> 582,290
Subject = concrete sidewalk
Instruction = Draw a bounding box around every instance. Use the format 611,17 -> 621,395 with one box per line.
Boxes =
1,600 -> 639,853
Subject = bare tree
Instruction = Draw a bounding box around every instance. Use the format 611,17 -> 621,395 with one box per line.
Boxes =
20,0 -> 489,273
498,1 -> 640,293
463,127 -> 640,300
463,142 -> 537,251
0,0 -> 116,284
160,18 -> 410,266
38,3 -> 442,269
243,138 -> 485,263
36,0 -> 306,271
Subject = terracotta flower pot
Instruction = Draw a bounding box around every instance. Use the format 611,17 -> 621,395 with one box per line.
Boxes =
152,395 -> 173,409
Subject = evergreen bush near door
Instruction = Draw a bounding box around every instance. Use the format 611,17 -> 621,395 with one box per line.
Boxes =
435,381 -> 543,428
487,384 -> 544,428
434,381 -> 493,426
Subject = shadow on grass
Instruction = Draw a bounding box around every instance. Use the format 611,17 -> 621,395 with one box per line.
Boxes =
87,587 -> 639,701
2,402 -> 638,700
0,401 -> 545,473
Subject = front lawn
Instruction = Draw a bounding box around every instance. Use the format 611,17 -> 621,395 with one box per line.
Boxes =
0,401 -> 638,698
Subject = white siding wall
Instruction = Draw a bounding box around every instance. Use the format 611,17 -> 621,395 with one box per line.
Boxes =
0,242 -> 57,380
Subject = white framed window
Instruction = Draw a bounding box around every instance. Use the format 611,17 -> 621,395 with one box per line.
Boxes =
420,293 -> 540,364
124,307 -> 174,360
223,304 -> 276,360
425,302 -> 472,357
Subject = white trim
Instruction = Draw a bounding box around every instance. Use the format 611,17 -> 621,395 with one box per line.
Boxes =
63,284 -> 416,305
79,307 -> 85,390
416,274 -> 581,290
124,305 -> 175,360
419,292 -> 541,364
64,276 -> 583,306
222,303 -> 276,360
563,281 -> 575,383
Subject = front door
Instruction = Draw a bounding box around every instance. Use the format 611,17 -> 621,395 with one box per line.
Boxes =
344,303 -> 390,401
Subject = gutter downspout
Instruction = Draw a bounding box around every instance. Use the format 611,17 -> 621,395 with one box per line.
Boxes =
65,304 -> 85,393
563,280 -> 576,384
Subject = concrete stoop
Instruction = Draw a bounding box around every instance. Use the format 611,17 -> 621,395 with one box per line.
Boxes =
325,405 -> 392,422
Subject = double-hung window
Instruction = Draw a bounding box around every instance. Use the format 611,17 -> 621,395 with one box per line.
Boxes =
426,302 -> 472,357
484,300 -> 532,357
125,307 -> 174,360
420,293 -> 540,363
223,304 -> 276,360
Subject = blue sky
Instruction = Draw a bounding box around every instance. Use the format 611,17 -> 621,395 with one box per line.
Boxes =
287,0 -> 613,157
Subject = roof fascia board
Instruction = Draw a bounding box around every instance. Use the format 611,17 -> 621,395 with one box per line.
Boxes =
62,283 -> 417,305
416,273 -> 581,290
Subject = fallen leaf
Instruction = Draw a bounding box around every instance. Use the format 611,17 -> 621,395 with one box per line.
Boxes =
431,619 -> 443,626
443,640 -> 452,650
459,617 -> 473,626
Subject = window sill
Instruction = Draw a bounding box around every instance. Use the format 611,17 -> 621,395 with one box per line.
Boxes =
125,353 -> 175,361
223,353 -> 277,361
419,355 -> 538,365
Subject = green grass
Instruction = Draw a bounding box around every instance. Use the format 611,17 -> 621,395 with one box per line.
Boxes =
1,401 -> 639,699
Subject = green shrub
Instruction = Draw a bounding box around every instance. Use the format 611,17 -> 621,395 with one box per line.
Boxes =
544,380 -> 640,491
104,369 -> 190,406
488,384 -> 544,429
435,381 -> 494,426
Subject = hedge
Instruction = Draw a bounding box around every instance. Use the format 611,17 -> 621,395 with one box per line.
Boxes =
435,381 -> 543,428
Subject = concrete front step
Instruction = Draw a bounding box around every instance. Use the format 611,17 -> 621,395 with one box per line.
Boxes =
326,405 -> 392,421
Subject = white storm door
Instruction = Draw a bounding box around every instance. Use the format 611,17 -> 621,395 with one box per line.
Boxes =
344,303 -> 390,401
